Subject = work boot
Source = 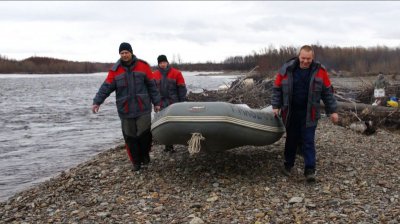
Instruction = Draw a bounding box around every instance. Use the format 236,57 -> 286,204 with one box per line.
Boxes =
281,165 -> 292,177
304,168 -> 316,182
142,153 -> 150,165
296,142 -> 303,156
124,136 -> 143,171
138,130 -> 152,166
164,145 -> 175,153
132,163 -> 141,172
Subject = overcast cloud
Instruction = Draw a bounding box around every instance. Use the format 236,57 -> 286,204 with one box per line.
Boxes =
1,1 -> 399,65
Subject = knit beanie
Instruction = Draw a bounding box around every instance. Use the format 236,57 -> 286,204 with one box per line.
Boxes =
157,55 -> 168,63
119,42 -> 133,54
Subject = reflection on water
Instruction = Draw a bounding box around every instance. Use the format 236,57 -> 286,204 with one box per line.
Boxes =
0,71 -> 238,201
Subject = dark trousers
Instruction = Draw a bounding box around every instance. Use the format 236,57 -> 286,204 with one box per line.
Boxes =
121,114 -> 151,165
284,120 -> 317,170
161,105 -> 174,152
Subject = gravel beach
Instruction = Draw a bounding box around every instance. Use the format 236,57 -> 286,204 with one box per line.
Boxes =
1,118 -> 399,223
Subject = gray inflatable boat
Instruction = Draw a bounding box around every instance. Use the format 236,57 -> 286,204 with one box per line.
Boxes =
151,102 -> 285,152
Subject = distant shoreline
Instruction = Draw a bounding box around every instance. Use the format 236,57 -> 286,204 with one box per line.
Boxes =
0,71 -> 240,76
0,72 -> 105,75
196,71 -> 243,76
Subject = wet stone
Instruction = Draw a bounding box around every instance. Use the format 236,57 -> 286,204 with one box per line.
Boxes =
288,197 -> 303,204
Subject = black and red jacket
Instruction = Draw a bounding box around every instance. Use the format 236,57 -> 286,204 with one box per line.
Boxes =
93,56 -> 160,118
153,66 -> 187,109
271,58 -> 337,128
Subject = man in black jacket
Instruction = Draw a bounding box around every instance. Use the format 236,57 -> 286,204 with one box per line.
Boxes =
271,45 -> 338,182
92,42 -> 161,171
153,55 -> 187,152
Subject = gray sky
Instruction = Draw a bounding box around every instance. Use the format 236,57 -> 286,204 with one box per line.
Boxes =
1,1 -> 399,65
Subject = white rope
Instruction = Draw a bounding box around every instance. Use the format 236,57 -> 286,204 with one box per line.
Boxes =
187,133 -> 205,155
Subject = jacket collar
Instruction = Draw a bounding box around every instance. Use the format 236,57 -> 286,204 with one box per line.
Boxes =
111,55 -> 137,71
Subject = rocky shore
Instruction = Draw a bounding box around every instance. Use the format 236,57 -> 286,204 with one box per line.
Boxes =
1,118 -> 399,223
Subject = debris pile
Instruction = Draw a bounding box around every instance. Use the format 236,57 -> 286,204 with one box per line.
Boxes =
188,73 -> 400,133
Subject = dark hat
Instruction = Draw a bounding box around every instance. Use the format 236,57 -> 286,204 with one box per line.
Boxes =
157,55 -> 168,63
119,42 -> 132,54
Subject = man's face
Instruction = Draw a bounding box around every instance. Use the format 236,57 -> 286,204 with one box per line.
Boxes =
119,50 -> 133,62
159,61 -> 168,69
298,50 -> 314,69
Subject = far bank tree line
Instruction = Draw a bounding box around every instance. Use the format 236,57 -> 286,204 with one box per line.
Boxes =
1,45 -> 400,75
0,56 -> 112,74
175,45 -> 400,76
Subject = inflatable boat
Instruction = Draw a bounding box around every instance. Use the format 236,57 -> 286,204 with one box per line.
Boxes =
151,102 -> 285,153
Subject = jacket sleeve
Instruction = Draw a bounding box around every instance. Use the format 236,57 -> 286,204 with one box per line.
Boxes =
144,66 -> 161,106
93,72 -> 116,105
320,71 -> 337,114
271,73 -> 283,109
176,71 -> 187,102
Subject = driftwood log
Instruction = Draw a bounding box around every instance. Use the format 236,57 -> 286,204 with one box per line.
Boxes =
322,101 -> 399,123
321,101 -> 400,133
335,101 -> 399,113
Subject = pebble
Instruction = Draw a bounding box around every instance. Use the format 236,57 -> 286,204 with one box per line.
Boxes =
255,212 -> 265,218
206,196 -> 219,202
271,198 -> 281,203
306,203 -> 316,208
153,206 -> 164,214
96,212 -> 110,218
189,217 -> 205,224
288,197 -> 303,204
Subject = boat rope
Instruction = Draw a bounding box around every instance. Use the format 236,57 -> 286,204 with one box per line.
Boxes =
187,133 -> 205,155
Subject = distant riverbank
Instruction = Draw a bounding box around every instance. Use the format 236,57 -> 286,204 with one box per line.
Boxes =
197,71 -> 244,76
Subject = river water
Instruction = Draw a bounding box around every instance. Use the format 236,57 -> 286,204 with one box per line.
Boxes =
0,71 -> 238,201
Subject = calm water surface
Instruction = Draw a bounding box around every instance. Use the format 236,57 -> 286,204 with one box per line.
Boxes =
0,71 -> 238,201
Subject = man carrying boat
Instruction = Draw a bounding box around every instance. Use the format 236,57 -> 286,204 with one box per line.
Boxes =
92,42 -> 161,171
153,55 -> 187,153
271,45 -> 339,182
